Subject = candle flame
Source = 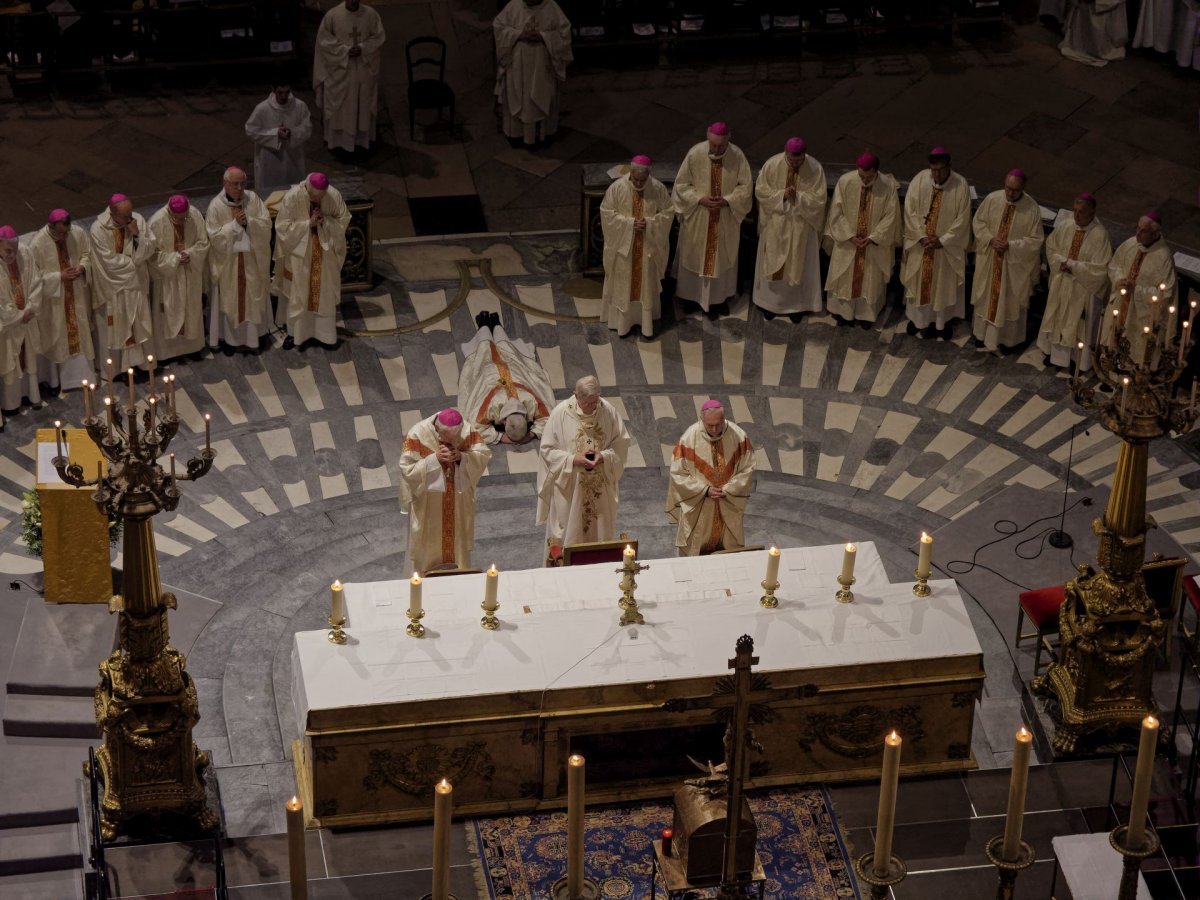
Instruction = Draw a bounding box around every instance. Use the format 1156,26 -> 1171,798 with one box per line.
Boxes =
625,544 -> 633,552
1160,283 -> 1167,291
1143,326 -> 1151,334
886,730 -> 900,744
106,357 -> 112,365
332,579 -> 342,590
147,355 -> 154,363
1123,377 -> 1130,386
54,420 -> 61,428
568,753 -> 585,766
1017,726 -> 1030,739
921,531 -> 930,541
286,795 -> 302,811
412,572 -> 421,583
846,543 -> 856,552
1169,306 -> 1176,314
437,778 -> 452,793
205,413 -> 211,421
1151,295 -> 1158,303
104,397 -> 111,407
1119,288 -> 1126,296
488,564 -> 498,574
1144,715 -> 1158,729
1077,341 -> 1084,350
769,546 -> 779,555
81,379 -> 89,387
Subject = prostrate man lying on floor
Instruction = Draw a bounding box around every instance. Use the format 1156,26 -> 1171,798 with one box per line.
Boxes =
457,311 -> 553,445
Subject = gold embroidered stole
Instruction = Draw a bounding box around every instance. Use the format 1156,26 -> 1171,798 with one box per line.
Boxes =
629,189 -> 644,304
109,228 -> 124,331
919,188 -> 944,305
7,259 -> 27,368
850,182 -> 874,298
672,434 -> 754,554
55,240 -> 81,355
307,202 -> 324,313
702,158 -> 723,277
1117,249 -> 1146,329
985,203 -> 1017,322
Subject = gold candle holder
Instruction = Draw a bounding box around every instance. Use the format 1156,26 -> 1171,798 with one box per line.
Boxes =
406,607 -> 425,638
835,573 -> 855,604
615,560 -> 647,626
760,579 -> 780,608
550,878 -> 600,900
481,598 -> 500,631
1109,824 -> 1159,900
983,836 -> 1035,900
853,852 -> 906,900
912,569 -> 931,597
327,614 -> 347,645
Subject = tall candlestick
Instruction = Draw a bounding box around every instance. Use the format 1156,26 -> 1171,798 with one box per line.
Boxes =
146,355 -> 155,398
127,367 -> 135,410
1180,321 -> 1191,365
1110,308 -> 1120,349
106,357 -> 114,404
1126,715 -> 1159,846
432,779 -> 453,900
1075,341 -> 1084,373
1001,727 -> 1033,860
54,421 -> 63,458
331,579 -> 345,623
204,413 -> 211,450
285,795 -> 307,900
169,374 -> 176,413
873,730 -> 902,877
148,397 -> 156,433
916,532 -> 933,580
841,543 -> 857,581
1167,305 -> 1177,337
1150,294 -> 1159,326
105,396 -> 114,428
1121,377 -> 1130,416
484,564 -> 499,612
81,379 -> 91,418
567,754 -> 586,895
765,545 -> 780,584
409,573 -> 422,616
169,453 -> 176,486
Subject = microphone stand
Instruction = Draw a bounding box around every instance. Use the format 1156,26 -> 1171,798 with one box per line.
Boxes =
1048,422 -> 1077,549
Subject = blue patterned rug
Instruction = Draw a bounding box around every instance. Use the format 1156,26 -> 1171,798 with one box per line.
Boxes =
471,787 -> 859,899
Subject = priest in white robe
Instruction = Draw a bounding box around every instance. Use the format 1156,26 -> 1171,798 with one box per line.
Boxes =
494,0 -> 573,148
0,226 -> 43,412
666,400 -> 756,556
902,147 -> 972,338
971,169 -> 1044,352
672,123 -> 754,313
89,194 -> 155,372
824,152 -> 899,326
244,83 -> 312,191
207,167 -> 273,352
600,155 -> 673,337
1060,0 -> 1128,66
398,408 -> 493,576
32,209 -> 94,392
752,137 -> 826,317
1101,212 -> 1177,363
457,317 -> 554,445
1038,193 -> 1112,370
274,173 -> 351,349
314,0 -> 386,155
148,195 -> 209,363
537,375 -> 631,564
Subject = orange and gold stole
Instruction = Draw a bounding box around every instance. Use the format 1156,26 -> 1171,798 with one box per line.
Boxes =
850,182 -> 874,298
985,204 -> 1017,322
702,158 -> 723,277
918,189 -> 944,305
6,258 -> 27,369
673,434 -> 753,555
1116,249 -> 1146,330
473,343 -> 550,427
54,240 -> 81,355
629,189 -> 644,304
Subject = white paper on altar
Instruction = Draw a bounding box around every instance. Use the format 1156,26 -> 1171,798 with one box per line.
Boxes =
37,442 -> 67,484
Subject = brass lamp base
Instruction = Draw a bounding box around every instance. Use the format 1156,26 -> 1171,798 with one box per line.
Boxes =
853,851 -> 906,900
550,876 -> 600,899
983,836 -> 1035,900
760,579 -> 779,608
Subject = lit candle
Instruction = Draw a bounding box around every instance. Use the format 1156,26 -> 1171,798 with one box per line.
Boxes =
916,532 -> 933,580
148,397 -> 156,432
204,413 -> 211,450
1121,377 -> 1130,416
1075,341 -> 1084,373
285,795 -> 307,900
432,779 -> 453,900
567,754 -> 586,895
105,357 -> 114,404
841,543 -> 857,581
54,421 -> 63,458
81,379 -> 91,418
127,367 -> 135,410
1167,304 -> 1177,337
766,545 -> 781,584
331,579 -> 344,623
1109,308 -> 1120,349
146,354 -> 155,398
1150,294 -> 1159,326
168,374 -> 176,412
873,730 -> 902,876
1180,321 -> 1190,365
104,396 -> 114,428
169,453 -> 176,486
409,573 -> 422,616
623,544 -> 636,565
484,564 -> 499,612
1001,726 -> 1033,860
1126,715 -> 1159,846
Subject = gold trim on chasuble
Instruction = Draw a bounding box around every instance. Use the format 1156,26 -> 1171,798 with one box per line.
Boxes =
108,228 -> 123,332
55,241 -> 81,354
5,260 -> 27,369
1117,250 -> 1146,329
404,431 -> 484,568
673,437 -> 753,553
629,189 -> 644,304
985,203 -> 1017,322
575,419 -> 607,535
772,167 -> 798,281
918,188 -> 944,305
170,220 -> 186,336
851,183 -> 874,298
474,343 -> 550,426
702,158 -> 723,277
307,204 -> 324,313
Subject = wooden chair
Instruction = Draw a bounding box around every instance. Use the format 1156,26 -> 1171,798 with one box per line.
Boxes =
563,533 -> 636,567
423,566 -> 482,578
1179,573 -> 1200,646
1015,584 -> 1066,676
1142,554 -> 1187,661
405,36 -> 454,140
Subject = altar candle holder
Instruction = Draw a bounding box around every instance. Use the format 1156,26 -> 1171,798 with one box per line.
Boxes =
1109,824 -> 1160,900
835,572 -> 855,604
853,852 -> 907,900
615,557 -> 647,627
406,607 -> 426,638
481,564 -> 500,631
760,578 -> 780,609
912,569 -> 931,598
327,614 -> 347,645
983,836 -> 1036,900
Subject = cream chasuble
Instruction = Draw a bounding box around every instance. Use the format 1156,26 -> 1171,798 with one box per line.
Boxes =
398,415 -> 492,576
493,0 -> 573,145
1101,237 -> 1176,363
970,191 -> 1044,350
314,2 -> 386,152
600,173 -> 673,337
31,223 -> 94,369
901,169 -> 971,328
88,209 -> 154,371
458,337 -> 554,444
665,419 -> 756,556
0,244 -> 43,388
274,182 -> 351,345
824,169 -> 899,321
148,206 -> 210,361
206,189 -> 273,348
1039,218 -> 1112,368
244,94 -> 312,191
752,152 -> 826,315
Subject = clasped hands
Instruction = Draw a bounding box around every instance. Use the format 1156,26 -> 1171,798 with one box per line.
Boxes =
573,451 -> 603,471
436,444 -> 461,465
918,235 -> 943,250
698,196 -> 728,211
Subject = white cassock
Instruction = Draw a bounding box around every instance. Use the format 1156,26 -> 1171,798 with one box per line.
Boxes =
31,223 -> 94,390
244,94 -> 313,191
1060,0 -> 1128,65
494,0 -> 573,145
398,415 -> 492,576
537,396 -> 631,557
600,173 -> 673,337
824,170 -> 900,322
314,2 -> 386,152
665,419 -> 756,556
206,190 -> 273,349
970,191 -> 1044,350
752,153 -> 826,315
902,170 -> 972,330
148,206 -> 210,362
672,142 -> 754,311
1132,0 -> 1177,52
0,243 -> 43,410
1038,218 -> 1112,369
457,329 -> 553,444
1101,237 -> 1177,363
89,210 -> 155,372
1175,1 -> 1200,69
274,183 -> 351,346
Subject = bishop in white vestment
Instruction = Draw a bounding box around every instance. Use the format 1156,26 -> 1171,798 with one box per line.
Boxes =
666,400 -> 756,556
0,227 -> 43,412
753,137 -> 826,316
600,155 -> 673,337
398,408 -> 493,576
1038,193 -> 1112,370
824,152 -> 899,325
672,123 -> 753,313
148,195 -> 209,362
206,167 -> 273,351
32,209 -> 94,392
457,321 -> 553,445
89,194 -> 155,372
971,170 -> 1044,351
1060,0 -> 1128,66
244,83 -> 312,191
1101,212 -> 1176,363
494,0 -> 573,147
314,0 -> 386,154
537,376 -> 631,562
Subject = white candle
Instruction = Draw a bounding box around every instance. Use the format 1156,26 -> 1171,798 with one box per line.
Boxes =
81,379 -> 91,418
1121,377 -> 1130,415
1167,305 -> 1177,337
841,543 -> 857,581
409,573 -> 422,616
873,730 -> 902,876
916,532 -> 933,580
1127,715 -> 1159,846
285,795 -> 307,900
1001,727 -> 1033,860
168,374 -> 176,412
127,367 -> 135,410
54,421 -> 63,458
1110,308 -> 1120,349
104,396 -> 114,428
169,453 -> 176,486
623,544 -> 636,564
1075,341 -> 1084,372
204,413 -> 211,450
105,358 -> 114,404
148,397 -> 156,432
147,354 -> 155,398
765,546 -> 780,584
1180,321 -> 1191,365
484,564 -> 499,612
331,579 -> 345,623
567,754 -> 586,895
432,779 -> 453,900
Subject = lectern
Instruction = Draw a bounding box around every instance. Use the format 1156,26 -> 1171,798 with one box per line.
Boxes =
36,427 -> 111,604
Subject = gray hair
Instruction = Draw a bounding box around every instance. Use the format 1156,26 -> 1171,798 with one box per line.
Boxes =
574,375 -> 600,399
223,166 -> 247,183
504,413 -> 529,442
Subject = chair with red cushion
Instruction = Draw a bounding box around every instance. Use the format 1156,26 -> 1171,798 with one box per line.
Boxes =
563,536 -> 638,568
1180,573 -> 1200,646
1016,584 -> 1066,676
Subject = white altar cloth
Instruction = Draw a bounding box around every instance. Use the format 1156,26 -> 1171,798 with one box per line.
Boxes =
293,543 -> 982,737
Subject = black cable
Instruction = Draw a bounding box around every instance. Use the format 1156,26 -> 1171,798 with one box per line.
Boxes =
8,578 -> 44,595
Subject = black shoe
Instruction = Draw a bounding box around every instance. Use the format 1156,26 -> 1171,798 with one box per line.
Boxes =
921,325 -> 937,340
282,336 -> 295,350
475,311 -> 492,330
762,310 -> 776,321
859,320 -> 872,330
489,312 -> 501,329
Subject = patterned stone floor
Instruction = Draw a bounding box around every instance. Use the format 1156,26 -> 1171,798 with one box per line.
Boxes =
1,234 -> 1199,839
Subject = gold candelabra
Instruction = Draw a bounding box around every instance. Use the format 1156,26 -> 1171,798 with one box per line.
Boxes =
1034,288 -> 1197,753
616,558 -> 647,626
56,362 -> 218,839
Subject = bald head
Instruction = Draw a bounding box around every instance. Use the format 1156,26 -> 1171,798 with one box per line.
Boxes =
224,167 -> 247,202
110,199 -> 134,227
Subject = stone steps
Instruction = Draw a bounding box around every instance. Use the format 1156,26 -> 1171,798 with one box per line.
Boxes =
0,869 -> 84,900
0,822 -> 81,876
2,694 -> 99,740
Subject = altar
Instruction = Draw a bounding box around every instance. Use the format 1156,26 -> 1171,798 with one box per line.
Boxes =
291,544 -> 984,827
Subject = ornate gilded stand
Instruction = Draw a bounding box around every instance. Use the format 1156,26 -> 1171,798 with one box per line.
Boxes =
616,559 -> 647,626
481,598 -> 500,631
55,379 -> 218,840
1110,825 -> 1160,900
406,607 -> 426,638
327,614 -> 347,645
911,569 -> 931,598
759,579 -> 779,609
835,573 -> 855,604
853,852 -> 907,900
983,836 -> 1035,900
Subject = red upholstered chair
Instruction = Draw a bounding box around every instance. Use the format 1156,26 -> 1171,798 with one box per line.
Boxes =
563,534 -> 637,567
1178,573 -> 1200,646
1016,584 -> 1066,676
